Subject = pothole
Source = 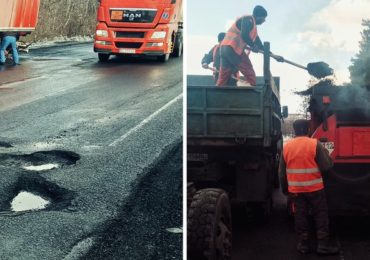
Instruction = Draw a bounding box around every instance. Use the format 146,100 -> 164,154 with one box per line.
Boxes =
0,150 -> 80,169
0,141 -> 12,148
22,163 -> 59,171
0,174 -> 75,214
26,150 -> 80,166
11,191 -> 51,212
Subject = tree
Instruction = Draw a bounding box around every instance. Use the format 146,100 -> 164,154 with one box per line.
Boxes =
349,19 -> 370,89
23,0 -> 99,42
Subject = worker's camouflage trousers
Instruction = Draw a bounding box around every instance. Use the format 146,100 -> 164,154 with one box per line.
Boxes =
291,189 -> 330,241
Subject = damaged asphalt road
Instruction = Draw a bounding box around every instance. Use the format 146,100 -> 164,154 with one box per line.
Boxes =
0,42 -> 182,259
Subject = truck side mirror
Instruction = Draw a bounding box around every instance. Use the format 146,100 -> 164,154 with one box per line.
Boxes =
282,106 -> 288,118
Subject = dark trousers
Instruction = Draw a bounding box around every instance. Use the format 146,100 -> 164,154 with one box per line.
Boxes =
216,45 -> 256,86
292,189 -> 330,241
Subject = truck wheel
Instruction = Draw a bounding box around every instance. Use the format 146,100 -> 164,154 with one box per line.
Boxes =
172,39 -> 182,57
188,188 -> 232,260
157,53 -> 170,62
98,53 -> 110,62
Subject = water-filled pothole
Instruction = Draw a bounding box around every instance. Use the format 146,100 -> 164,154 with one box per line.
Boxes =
0,173 -> 75,213
0,150 -> 80,169
11,191 -> 51,212
22,163 -> 59,171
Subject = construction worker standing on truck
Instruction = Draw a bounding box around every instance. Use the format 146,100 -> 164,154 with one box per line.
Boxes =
279,119 -> 339,255
0,32 -> 20,65
201,32 -> 226,81
216,5 -> 268,86
201,32 -> 237,85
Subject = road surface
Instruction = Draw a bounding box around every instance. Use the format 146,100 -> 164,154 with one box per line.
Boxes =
232,190 -> 370,260
0,42 -> 183,260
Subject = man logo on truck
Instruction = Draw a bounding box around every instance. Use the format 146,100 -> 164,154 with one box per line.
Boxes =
124,13 -> 141,21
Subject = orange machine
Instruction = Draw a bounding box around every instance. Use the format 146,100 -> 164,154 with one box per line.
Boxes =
0,0 -> 40,34
94,0 -> 183,62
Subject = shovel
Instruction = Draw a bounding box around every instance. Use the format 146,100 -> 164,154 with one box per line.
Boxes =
255,49 -> 334,79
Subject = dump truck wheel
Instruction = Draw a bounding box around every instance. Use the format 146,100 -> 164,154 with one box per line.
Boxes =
188,188 -> 232,260
98,53 -> 110,62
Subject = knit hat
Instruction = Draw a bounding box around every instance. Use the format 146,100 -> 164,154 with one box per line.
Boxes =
253,5 -> 268,17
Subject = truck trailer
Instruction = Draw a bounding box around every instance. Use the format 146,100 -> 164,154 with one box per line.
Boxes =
93,0 -> 183,62
187,43 -> 286,259
0,0 -> 40,34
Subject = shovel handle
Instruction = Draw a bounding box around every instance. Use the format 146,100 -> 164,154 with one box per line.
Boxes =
252,48 -> 308,70
279,58 -> 307,70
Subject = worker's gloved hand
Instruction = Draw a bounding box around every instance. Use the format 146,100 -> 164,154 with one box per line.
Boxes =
202,63 -> 209,69
274,55 -> 285,62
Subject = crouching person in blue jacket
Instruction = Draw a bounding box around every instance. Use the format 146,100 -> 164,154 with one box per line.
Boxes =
0,32 -> 20,65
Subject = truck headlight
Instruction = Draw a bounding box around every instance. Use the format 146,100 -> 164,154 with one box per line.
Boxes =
96,30 -> 108,37
146,42 -> 164,47
95,40 -> 112,45
151,31 -> 166,39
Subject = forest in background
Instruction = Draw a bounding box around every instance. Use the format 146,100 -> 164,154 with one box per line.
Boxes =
23,0 -> 99,42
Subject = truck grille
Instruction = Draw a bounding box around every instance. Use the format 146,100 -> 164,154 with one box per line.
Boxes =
116,31 -> 145,38
116,42 -> 142,49
110,9 -> 157,23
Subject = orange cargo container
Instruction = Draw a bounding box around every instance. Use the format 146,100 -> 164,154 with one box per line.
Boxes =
0,0 -> 40,33
94,0 -> 183,62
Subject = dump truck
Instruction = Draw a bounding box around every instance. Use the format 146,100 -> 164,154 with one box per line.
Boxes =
301,81 -> 370,215
0,0 -> 40,34
187,43 -> 287,259
93,0 -> 183,62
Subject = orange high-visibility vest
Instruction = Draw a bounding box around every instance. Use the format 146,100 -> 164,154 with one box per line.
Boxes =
221,15 -> 258,55
283,137 -> 324,193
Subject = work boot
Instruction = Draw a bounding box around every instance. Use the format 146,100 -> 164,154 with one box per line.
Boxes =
317,239 -> 339,255
296,240 -> 310,254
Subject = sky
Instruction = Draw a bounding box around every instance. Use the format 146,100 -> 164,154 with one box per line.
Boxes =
186,0 -> 370,113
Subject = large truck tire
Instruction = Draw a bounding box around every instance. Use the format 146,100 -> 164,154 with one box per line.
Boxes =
188,188 -> 232,260
172,36 -> 182,57
98,53 -> 110,62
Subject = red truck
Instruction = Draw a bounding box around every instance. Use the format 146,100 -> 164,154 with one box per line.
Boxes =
304,82 -> 370,215
0,0 -> 40,34
94,0 -> 183,62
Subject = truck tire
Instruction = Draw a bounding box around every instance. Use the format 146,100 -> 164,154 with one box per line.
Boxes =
188,188 -> 232,260
157,53 -> 170,62
172,38 -> 182,57
98,53 -> 110,62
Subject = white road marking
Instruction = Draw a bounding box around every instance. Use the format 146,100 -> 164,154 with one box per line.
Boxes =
166,227 -> 183,234
63,237 -> 95,260
109,94 -> 182,147
0,76 -> 44,88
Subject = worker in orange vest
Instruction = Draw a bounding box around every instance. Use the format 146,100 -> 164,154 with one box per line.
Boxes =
279,119 -> 339,255
216,5 -> 281,86
201,32 -> 237,85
